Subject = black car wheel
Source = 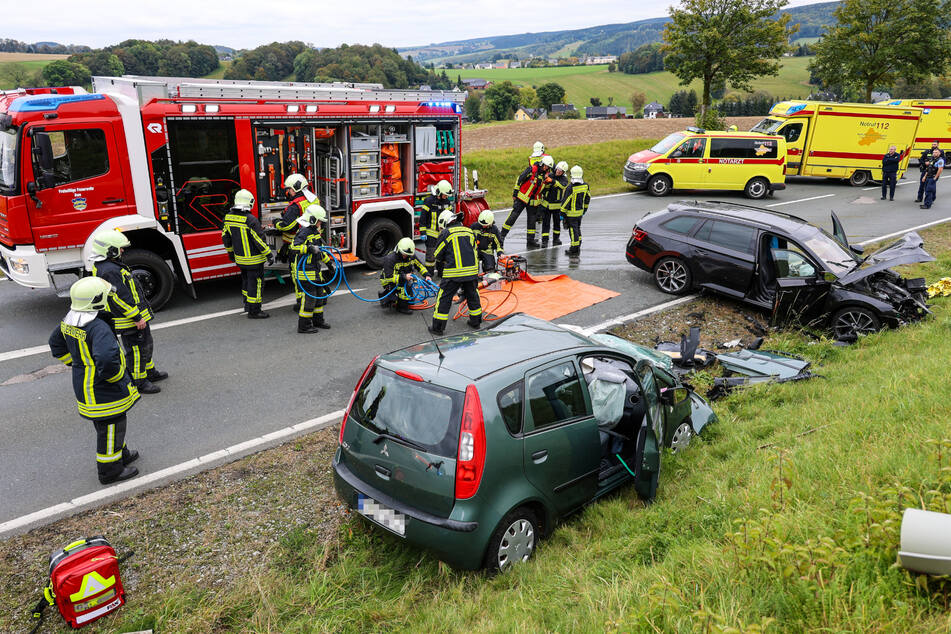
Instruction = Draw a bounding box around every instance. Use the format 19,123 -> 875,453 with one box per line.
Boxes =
484,507 -> 538,573
653,256 -> 692,294
358,217 -> 401,270
744,177 -> 770,200
122,248 -> 175,311
647,174 -> 672,196
831,306 -> 881,341
849,170 -> 871,187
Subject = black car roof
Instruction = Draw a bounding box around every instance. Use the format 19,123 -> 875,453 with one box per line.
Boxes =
660,201 -> 819,237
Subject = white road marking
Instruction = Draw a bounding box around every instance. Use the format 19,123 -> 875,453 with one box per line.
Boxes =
577,295 -> 699,335
863,175 -> 945,191
0,409 -> 345,537
767,194 -> 835,207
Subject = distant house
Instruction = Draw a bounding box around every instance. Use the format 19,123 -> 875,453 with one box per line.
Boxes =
585,106 -> 627,120
462,78 -> 490,90
550,103 -> 578,115
547,58 -> 559,66
510,61 -> 522,69
644,101 -> 664,118
493,61 -> 509,69
514,106 -> 548,121
585,55 -> 618,65
474,63 -> 493,70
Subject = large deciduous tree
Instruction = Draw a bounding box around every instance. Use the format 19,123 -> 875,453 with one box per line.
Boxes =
663,0 -> 795,128
809,0 -> 951,103
483,81 -> 520,120
536,82 -> 566,111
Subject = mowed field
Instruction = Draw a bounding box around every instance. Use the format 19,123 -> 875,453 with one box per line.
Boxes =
457,57 -> 814,111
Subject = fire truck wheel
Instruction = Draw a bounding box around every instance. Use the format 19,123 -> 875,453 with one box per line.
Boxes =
122,248 -> 175,311
358,218 -> 402,270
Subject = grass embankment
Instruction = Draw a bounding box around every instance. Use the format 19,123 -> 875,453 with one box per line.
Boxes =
462,138 -> 655,208
456,57 -> 814,112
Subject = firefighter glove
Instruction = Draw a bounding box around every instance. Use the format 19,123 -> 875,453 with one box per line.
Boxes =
266,253 -> 274,265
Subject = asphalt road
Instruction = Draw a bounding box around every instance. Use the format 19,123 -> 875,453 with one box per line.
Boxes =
1,173 -> 948,524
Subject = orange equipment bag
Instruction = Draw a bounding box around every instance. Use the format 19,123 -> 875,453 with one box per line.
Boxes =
31,536 -> 130,631
381,143 -> 404,195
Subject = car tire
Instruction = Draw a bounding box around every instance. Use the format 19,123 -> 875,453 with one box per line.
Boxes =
668,421 -> 694,453
744,177 -> 770,200
653,256 -> 692,295
122,248 -> 175,311
647,174 -> 672,197
849,170 -> 871,187
484,507 -> 538,573
831,306 -> 881,341
358,217 -> 402,270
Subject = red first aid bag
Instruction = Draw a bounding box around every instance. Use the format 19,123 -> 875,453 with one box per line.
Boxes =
31,536 -> 130,630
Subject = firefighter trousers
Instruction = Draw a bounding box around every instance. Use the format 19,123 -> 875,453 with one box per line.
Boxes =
501,199 -> 529,237
424,235 -> 438,270
120,325 -> 154,381
299,278 -> 328,320
478,252 -> 497,274
565,216 -> 583,251
541,208 -> 561,242
94,414 -> 133,480
239,263 -> 265,312
432,279 -> 482,331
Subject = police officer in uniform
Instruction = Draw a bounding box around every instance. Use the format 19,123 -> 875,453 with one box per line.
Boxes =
562,165 -> 590,257
419,180 -> 452,270
430,209 -> 483,334
380,237 -> 431,314
470,210 -> 503,274
275,173 -> 320,308
222,189 -> 273,319
916,141 -> 944,203
49,277 -> 141,485
88,230 -> 168,394
542,160 -> 570,247
291,205 -> 335,333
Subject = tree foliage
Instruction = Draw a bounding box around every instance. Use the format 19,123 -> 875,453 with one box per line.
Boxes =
482,80 -> 520,120
808,0 -> 951,103
618,43 -> 666,75
290,44 -> 445,88
663,0 -> 795,120
42,60 -> 91,87
69,40 -> 218,78
630,91 -> 647,115
536,82 -> 566,111
225,41 -> 305,81
464,93 -> 483,122
667,90 -> 699,117
518,86 -> 539,109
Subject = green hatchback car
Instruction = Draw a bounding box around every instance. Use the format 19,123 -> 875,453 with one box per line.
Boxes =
333,314 -> 716,572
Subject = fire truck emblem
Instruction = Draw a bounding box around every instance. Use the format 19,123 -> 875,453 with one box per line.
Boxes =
146,123 -> 163,134
72,196 -> 88,211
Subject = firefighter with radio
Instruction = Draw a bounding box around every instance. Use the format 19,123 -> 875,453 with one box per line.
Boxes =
88,230 -> 168,395
542,160 -> 570,247
222,189 -> 273,319
275,173 -> 320,308
470,210 -> 503,274
291,205 -> 335,333
49,277 -> 141,485
562,165 -> 590,257
419,180 -> 452,270
430,209 -> 482,334
380,237 -> 431,314
501,154 -> 553,248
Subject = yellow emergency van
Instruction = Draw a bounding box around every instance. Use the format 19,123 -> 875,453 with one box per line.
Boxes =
623,127 -> 787,199
877,99 -> 951,159
750,101 -> 922,186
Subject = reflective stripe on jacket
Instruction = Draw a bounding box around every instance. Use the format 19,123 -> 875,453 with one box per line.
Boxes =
222,209 -> 271,265
469,221 -> 502,255
291,225 -> 334,282
91,258 -> 153,331
380,251 -> 428,286
434,222 -> 479,280
562,182 -> 590,217
419,195 -> 448,238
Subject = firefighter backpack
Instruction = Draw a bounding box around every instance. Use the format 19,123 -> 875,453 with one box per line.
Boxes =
31,536 -> 131,630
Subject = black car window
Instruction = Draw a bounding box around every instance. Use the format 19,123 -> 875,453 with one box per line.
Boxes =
782,123 -> 803,143
696,220 -> 755,253
526,361 -> 589,430
661,216 -> 700,235
771,248 -> 817,278
497,381 -> 523,435
710,138 -> 778,159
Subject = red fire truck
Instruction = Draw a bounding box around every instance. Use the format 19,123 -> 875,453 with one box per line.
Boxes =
0,75 -> 487,308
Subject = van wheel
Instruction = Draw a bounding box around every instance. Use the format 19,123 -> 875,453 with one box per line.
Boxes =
484,507 -> 538,573
744,177 -> 770,199
122,249 -> 175,311
653,256 -> 692,294
849,170 -> 871,187
647,174 -> 672,196
358,218 -> 401,269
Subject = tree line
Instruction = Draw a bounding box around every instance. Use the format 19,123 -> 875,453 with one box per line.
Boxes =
0,38 -> 90,54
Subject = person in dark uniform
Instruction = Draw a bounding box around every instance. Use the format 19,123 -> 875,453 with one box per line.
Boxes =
562,165 -> 591,257
419,180 -> 452,270
542,160 -> 570,246
222,189 -> 273,319
290,205 -> 335,333
501,155 -> 552,248
430,209 -> 482,334
380,237 -> 431,314
881,145 -> 900,201
274,173 -> 320,309
916,141 -> 944,203
49,277 -> 141,485
88,230 -> 167,394
470,210 -> 503,274
921,148 -> 945,209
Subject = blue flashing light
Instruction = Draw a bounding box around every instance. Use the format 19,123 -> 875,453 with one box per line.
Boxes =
422,101 -> 460,109
9,94 -> 105,113
786,103 -> 807,114
887,100 -> 902,105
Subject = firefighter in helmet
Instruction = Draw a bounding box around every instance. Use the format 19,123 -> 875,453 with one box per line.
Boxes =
501,154 -> 553,248
562,165 -> 590,257
49,277 -> 141,485
542,160 -> 570,247
380,237 -> 431,314
291,205 -> 335,333
469,209 -> 503,274
89,230 -> 168,394
222,189 -> 273,318
419,180 -> 453,270
430,209 -> 482,334
275,173 -> 320,308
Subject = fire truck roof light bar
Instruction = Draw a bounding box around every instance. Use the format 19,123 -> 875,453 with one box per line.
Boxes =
9,93 -> 104,113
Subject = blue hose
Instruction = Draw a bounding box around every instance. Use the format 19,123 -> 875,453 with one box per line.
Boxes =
295,245 -> 409,303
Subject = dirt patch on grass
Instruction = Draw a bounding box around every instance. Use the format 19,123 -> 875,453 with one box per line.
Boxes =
464,116 -> 764,152
0,52 -> 68,62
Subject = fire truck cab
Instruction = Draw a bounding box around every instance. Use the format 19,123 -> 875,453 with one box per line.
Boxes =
0,76 -> 486,309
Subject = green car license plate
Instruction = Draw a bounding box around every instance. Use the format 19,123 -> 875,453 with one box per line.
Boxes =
357,494 -> 406,536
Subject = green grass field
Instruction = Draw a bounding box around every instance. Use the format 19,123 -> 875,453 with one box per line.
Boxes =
203,60 -> 231,79
457,58 -> 814,111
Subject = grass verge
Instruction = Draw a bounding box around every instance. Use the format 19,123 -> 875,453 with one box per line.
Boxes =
463,138 -> 655,208
5,226 -> 951,632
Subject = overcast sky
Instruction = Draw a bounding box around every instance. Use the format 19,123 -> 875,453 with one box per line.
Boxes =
8,0 -> 829,49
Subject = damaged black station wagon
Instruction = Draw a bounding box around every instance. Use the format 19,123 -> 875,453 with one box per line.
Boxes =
626,202 -> 933,341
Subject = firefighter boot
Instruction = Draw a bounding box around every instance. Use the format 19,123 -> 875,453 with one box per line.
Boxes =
553,234 -> 562,246
526,238 -> 540,249
396,298 -> 412,314
298,317 -> 321,334
99,465 -> 139,485
134,378 -> 161,394
541,239 -> 549,248
429,322 -> 445,336
123,448 -> 140,465
147,368 -> 168,382
248,309 -> 270,319
467,317 -> 482,329
313,315 -> 331,329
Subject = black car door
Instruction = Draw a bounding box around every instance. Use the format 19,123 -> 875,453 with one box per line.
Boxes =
691,219 -> 757,297
769,246 -> 832,328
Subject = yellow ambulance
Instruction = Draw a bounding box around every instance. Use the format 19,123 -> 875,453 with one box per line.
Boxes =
877,99 -> 951,159
750,101 -> 922,186
623,127 -> 787,199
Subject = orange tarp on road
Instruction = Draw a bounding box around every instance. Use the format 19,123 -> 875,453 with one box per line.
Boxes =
477,274 -> 619,321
